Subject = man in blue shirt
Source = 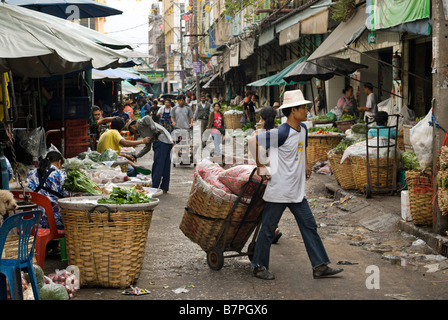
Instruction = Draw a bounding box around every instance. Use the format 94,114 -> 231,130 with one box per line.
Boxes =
368,111 -> 397,139
112,102 -> 130,124
248,89 -> 343,280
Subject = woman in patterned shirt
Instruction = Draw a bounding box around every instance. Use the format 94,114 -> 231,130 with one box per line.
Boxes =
26,151 -> 68,230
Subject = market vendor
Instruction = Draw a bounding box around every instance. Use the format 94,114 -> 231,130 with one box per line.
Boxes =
367,111 -> 397,139
97,117 -> 151,176
26,151 -> 68,230
127,116 -> 174,193
247,89 -> 343,280
90,105 -> 116,149
337,86 -> 357,115
358,82 -> 378,121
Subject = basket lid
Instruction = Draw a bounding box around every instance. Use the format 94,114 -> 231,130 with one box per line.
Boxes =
58,196 -> 159,211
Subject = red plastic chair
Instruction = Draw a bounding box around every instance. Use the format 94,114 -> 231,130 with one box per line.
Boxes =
12,191 -> 66,270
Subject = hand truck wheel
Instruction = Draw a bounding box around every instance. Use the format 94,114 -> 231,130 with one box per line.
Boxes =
207,246 -> 224,270
364,184 -> 372,199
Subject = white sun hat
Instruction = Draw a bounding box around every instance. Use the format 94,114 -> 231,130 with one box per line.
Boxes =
279,89 -> 312,110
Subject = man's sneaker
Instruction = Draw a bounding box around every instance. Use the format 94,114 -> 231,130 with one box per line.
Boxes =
313,265 -> 343,279
253,266 -> 275,280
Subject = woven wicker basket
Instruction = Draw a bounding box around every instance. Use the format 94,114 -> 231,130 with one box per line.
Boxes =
335,119 -> 355,132
61,208 -> 153,288
350,156 -> 397,193
437,170 -> 448,215
328,150 -> 356,190
307,134 -> 344,167
224,113 -> 243,130
405,170 -> 433,226
1,234 -> 35,263
180,175 -> 265,252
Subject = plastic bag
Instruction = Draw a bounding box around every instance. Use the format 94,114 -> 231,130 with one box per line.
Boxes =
195,159 -> 231,194
40,276 -> 69,300
99,148 -> 118,162
218,164 -> 263,197
328,107 -> 342,120
340,137 -> 400,164
409,109 -> 433,169
400,105 -> 415,125
47,266 -> 80,299
20,127 -> 46,160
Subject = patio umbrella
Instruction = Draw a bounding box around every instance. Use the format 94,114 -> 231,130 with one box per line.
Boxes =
283,56 -> 368,83
0,2 -> 127,78
6,0 -> 122,19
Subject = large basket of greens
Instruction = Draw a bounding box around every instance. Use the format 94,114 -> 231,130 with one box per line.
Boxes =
59,187 -> 158,288
306,127 -> 344,167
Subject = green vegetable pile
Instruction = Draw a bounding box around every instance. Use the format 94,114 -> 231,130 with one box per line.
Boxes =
350,123 -> 367,134
312,115 -> 331,122
401,152 -> 421,171
308,126 -> 343,133
97,186 -> 153,204
333,138 -> 366,154
63,169 -> 101,194
338,114 -> 356,121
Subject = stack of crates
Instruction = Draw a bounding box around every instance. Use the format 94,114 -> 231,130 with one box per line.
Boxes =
65,119 -> 90,158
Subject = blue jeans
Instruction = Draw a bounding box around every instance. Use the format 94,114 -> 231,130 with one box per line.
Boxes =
251,199 -> 330,269
211,132 -> 222,154
152,141 -> 173,191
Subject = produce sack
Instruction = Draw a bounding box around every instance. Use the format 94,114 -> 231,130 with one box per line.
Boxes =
195,159 -> 231,194
340,137 -> 400,164
218,165 -> 264,197
39,276 -> 69,300
410,109 -> 433,169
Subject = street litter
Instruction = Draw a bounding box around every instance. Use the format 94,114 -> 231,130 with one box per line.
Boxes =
172,286 -> 190,294
337,261 -> 358,265
121,286 -> 150,295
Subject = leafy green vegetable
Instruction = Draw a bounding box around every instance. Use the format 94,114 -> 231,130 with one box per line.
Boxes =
308,126 -> 343,133
339,114 -> 356,121
401,152 -> 421,171
312,115 -> 331,121
63,169 -> 101,194
97,187 -> 153,204
99,149 -> 118,162
350,123 -> 367,134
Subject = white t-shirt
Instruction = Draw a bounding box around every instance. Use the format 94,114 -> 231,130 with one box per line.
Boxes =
256,123 -> 308,203
365,92 -> 378,120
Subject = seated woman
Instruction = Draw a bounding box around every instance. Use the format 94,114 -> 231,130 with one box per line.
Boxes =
26,151 -> 68,230
367,111 -> 397,139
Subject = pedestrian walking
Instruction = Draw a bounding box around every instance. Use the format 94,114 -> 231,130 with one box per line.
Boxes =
194,94 -> 212,147
127,116 -> 174,193
206,102 -> 225,156
157,98 -> 174,133
248,89 -> 343,280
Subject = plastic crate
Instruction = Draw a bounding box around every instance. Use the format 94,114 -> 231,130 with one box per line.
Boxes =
65,142 -> 89,158
65,124 -> 89,138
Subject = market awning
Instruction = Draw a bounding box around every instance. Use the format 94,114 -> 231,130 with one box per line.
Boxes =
274,0 -> 332,34
0,2 -> 126,77
120,81 -> 142,95
307,4 -> 366,61
202,73 -> 220,89
247,55 -> 308,87
92,68 -> 141,81
7,0 -> 123,19
283,56 -> 368,82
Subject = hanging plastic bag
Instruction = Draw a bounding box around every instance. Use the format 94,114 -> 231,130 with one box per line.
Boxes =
409,108 -> 433,169
20,127 -> 46,160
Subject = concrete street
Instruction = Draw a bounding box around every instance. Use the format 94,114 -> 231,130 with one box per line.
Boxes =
45,146 -> 448,302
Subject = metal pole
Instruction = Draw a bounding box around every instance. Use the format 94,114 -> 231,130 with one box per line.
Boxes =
179,5 -> 185,90
61,74 -> 65,157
